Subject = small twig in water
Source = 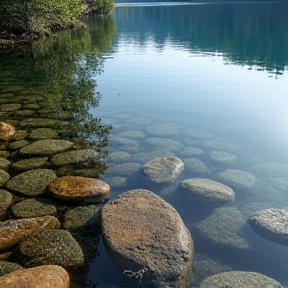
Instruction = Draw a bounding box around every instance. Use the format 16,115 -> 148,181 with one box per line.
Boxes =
123,267 -> 148,282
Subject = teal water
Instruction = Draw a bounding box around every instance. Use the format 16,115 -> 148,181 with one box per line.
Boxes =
0,2 -> 288,288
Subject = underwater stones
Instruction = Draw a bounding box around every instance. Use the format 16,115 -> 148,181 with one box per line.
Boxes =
0,261 -> 24,277
0,265 -> 70,288
19,139 -> 74,156
146,137 -> 183,151
183,158 -> 211,174
132,149 -> 172,164
63,205 -> 101,231
250,162 -> 288,178
208,151 -> 237,164
217,169 -> 260,193
179,178 -> 235,205
29,128 -> 58,140
105,176 -> 127,188
11,157 -> 49,171
11,198 -> 57,219
193,207 -> 250,251
181,129 -> 213,139
8,140 -> 29,150
146,123 -> 182,137
179,147 -> 205,157
17,229 -> 84,270
0,103 -> 21,112
141,156 -> 184,184
5,169 -> 57,197
203,140 -> 239,151
0,158 -> 10,171
249,208 -> 288,246
0,170 -> 10,187
199,271 -> 282,288
116,130 -> 145,139
0,216 -> 60,251
51,149 -> 99,167
101,189 -> 193,287
0,190 -> 13,218
12,130 -> 27,141
109,151 -> 131,163
0,122 -> 15,141
49,176 -> 110,202
19,118 -> 68,129
106,163 -> 141,176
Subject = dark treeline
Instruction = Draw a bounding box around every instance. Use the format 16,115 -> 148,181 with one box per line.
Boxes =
114,3 -> 288,73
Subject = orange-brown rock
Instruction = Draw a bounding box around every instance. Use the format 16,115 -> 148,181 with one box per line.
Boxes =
0,265 -> 69,288
0,122 -> 15,141
101,189 -> 193,287
0,216 -> 60,251
49,176 -> 110,202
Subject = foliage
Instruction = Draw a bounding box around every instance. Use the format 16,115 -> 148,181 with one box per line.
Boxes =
0,0 -> 114,39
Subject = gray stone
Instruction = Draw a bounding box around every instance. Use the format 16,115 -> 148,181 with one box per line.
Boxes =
0,170 -> 10,187
101,189 -> 193,287
30,128 -> 58,140
132,149 -> 172,164
193,207 -> 251,251
106,163 -> 141,176
184,158 -> 211,174
249,208 -> 288,246
109,151 -> 131,163
0,189 -> 13,218
179,147 -> 205,157
11,157 -> 49,171
208,151 -> 237,164
51,149 -> 99,167
146,138 -> 183,151
0,261 -> 24,277
250,162 -> 288,178
146,123 -> 182,137
199,271 -> 282,288
105,177 -> 127,188
141,156 -> 184,184
16,229 -> 84,271
12,130 -> 27,141
11,198 -> 57,218
5,169 -> 57,197
203,140 -> 239,151
19,139 -> 74,156
179,178 -> 235,204
116,130 -> 145,139
113,137 -> 139,152
127,118 -> 152,125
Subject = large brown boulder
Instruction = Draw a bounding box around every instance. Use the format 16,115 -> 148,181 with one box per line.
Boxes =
49,176 -> 110,202
0,265 -> 69,288
101,189 -> 193,287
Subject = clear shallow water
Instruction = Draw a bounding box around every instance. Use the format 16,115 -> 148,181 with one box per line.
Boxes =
89,2 -> 288,287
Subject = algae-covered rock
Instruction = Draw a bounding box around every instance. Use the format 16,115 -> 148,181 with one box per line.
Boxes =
199,271 -> 282,288
132,149 -> 172,164
0,103 -> 21,112
11,157 -> 49,171
8,140 -> 29,150
17,229 -> 84,271
203,140 -> 239,151
19,118 -> 68,129
19,139 -> 74,156
0,170 -> 10,187
0,158 -> 10,171
101,189 -> 193,288
113,137 -> 139,151
11,198 -> 57,218
29,128 -> 58,139
0,189 -> 13,218
12,130 -> 27,141
5,169 -> 57,197
193,207 -> 251,251
184,158 -> 211,174
0,261 -> 24,277
0,265 -> 70,288
141,156 -> 184,184
0,216 -> 60,251
49,176 -> 110,202
105,176 -> 127,188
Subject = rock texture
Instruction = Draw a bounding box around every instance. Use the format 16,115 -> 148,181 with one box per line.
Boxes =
179,178 -> 235,204
5,169 -> 57,197
249,208 -> 288,246
0,216 -> 60,251
0,261 -> 23,277
141,156 -> 184,184
199,271 -> 282,288
0,170 -> 10,187
101,189 -> 193,287
0,122 -> 15,141
0,189 -> 13,218
49,176 -> 110,202
0,265 -> 70,288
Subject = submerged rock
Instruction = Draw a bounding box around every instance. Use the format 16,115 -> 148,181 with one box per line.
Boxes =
208,151 -> 237,164
29,128 -> 58,139
0,158 -> 10,171
132,149 -> 172,164
116,130 -> 145,139
141,156 -> 184,184
11,157 -> 49,171
0,265 -> 70,288
146,123 -> 182,136
249,208 -> 288,246
0,170 -> 10,187
179,178 -> 235,205
0,189 -> 13,218
0,261 -> 24,277
183,158 -> 211,174
199,271 -> 282,288
101,189 -> 193,287
19,139 -> 74,156
0,216 -> 60,251
49,176 -> 110,202
250,162 -> 288,178
203,140 -> 239,151
16,229 -> 84,271
109,151 -> 131,163
8,140 -> 29,150
146,137 -> 183,151
5,169 -> 57,197
0,122 -> 15,141
106,163 -> 141,176
179,147 -> 205,157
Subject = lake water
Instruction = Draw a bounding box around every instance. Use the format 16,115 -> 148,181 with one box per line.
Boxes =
0,1 -> 288,288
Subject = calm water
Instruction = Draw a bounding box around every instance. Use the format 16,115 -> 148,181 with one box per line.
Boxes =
1,2 -> 288,288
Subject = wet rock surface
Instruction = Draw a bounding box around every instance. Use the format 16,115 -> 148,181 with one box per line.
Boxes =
0,216 -> 60,251
0,170 -> 10,187
0,260 -> 24,277
179,178 -> 235,204
5,169 -> 57,197
183,158 -> 211,174
0,265 -> 70,288
249,208 -> 288,246
29,128 -> 58,139
48,176 -> 110,202
0,189 -> 13,218
101,189 -> 193,287
141,156 -> 184,184
11,157 -> 49,171
0,158 -> 10,171
199,271 -> 282,288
